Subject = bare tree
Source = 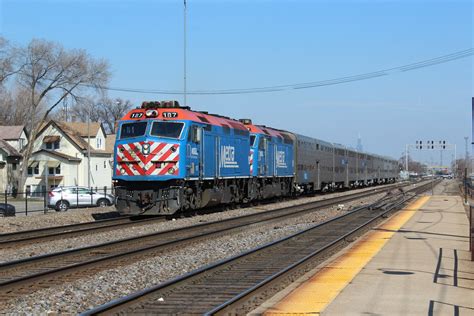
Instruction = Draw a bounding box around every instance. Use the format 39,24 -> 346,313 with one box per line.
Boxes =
0,37 -> 18,85
69,96 -> 132,134
97,98 -> 132,134
398,153 -> 427,174
15,38 -> 110,189
0,86 -> 33,126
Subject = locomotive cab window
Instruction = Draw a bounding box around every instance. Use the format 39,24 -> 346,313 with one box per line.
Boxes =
250,135 -> 256,147
151,121 -> 184,139
120,122 -> 148,139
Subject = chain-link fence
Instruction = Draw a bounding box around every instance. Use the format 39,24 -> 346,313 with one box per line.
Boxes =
0,186 -> 116,216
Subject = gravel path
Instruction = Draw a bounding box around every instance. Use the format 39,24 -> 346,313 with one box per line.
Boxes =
0,193 -> 386,315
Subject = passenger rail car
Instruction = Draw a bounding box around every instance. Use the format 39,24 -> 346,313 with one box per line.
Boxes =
113,101 -> 398,215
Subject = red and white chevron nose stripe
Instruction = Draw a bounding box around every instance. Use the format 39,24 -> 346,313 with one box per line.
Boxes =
116,141 -> 180,176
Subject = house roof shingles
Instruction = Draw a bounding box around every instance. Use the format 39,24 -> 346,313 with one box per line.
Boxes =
61,122 -> 102,138
0,125 -> 25,140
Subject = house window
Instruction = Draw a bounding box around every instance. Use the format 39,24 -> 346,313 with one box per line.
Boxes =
12,163 -> 17,170
46,142 -> 53,150
104,161 -> 106,168
53,140 -> 60,149
96,138 -> 102,149
28,165 -> 39,176
96,164 -> 98,171
48,164 -> 61,175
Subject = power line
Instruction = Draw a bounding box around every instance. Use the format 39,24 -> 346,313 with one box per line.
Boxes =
95,48 -> 473,96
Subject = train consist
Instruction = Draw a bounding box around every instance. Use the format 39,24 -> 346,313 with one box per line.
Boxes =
113,101 -> 398,215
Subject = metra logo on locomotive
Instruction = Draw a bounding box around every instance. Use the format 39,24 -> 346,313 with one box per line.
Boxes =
221,145 -> 239,168
276,151 -> 287,168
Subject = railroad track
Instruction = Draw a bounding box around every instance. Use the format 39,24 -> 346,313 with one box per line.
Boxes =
0,183 -> 404,248
0,216 -> 166,248
81,180 -> 437,315
0,183 -> 406,302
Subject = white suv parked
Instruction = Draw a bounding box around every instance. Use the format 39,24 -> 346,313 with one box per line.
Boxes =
48,187 -> 115,212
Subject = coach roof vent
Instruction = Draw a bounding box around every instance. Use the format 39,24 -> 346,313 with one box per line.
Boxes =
141,100 -> 190,110
238,119 -> 252,125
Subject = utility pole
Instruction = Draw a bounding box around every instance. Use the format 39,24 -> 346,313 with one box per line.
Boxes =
405,144 -> 409,172
183,0 -> 187,107
87,108 -> 91,190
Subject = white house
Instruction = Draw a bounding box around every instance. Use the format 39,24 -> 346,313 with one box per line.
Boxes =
0,125 -> 28,152
0,139 -> 22,192
0,125 -> 27,192
24,121 -> 115,194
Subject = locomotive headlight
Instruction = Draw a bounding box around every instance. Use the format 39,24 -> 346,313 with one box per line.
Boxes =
120,168 -> 126,175
142,143 -> 150,155
145,109 -> 158,118
168,167 -> 175,174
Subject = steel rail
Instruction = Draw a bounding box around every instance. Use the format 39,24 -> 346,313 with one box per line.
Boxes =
0,183 -> 405,300
80,180 -> 436,315
0,183 -> 404,247
0,216 -> 167,247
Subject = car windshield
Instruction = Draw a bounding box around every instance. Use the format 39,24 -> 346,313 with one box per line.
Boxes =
150,121 -> 184,139
120,122 -> 148,139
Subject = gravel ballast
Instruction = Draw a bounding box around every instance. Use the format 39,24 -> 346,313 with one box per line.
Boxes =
1,187 -> 391,263
1,193 -> 385,314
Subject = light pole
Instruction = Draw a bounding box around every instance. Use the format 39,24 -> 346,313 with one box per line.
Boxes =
183,0 -> 187,107
405,144 -> 409,172
87,106 -> 91,190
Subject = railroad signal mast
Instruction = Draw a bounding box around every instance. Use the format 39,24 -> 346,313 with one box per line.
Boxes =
405,140 -> 456,173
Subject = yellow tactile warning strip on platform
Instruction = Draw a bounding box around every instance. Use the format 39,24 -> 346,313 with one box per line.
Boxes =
264,196 -> 431,316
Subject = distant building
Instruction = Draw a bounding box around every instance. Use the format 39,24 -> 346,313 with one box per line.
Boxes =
0,125 -> 28,152
0,125 -> 28,192
24,121 -> 115,194
0,140 -> 22,192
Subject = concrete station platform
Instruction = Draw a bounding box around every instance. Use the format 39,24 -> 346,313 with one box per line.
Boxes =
261,184 -> 474,315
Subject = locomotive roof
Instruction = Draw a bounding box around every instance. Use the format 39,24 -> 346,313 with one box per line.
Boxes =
243,123 -> 293,140
121,107 -> 248,131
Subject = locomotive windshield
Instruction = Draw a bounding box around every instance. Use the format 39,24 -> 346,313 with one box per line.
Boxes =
150,121 -> 184,139
120,122 -> 148,139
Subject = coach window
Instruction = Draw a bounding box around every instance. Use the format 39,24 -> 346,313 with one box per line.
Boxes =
151,121 -> 184,139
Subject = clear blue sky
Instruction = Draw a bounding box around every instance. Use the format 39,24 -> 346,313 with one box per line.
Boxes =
0,0 -> 472,166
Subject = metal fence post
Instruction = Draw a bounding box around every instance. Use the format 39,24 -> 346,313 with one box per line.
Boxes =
464,168 -> 468,204
4,190 -> 7,210
471,206 -> 474,261
25,191 -> 28,216
43,189 -> 47,214
76,189 -> 79,207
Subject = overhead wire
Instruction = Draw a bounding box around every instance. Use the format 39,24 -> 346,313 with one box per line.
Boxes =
90,48 -> 473,95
